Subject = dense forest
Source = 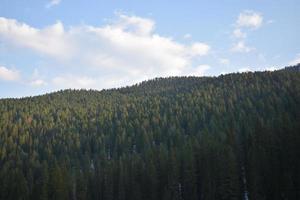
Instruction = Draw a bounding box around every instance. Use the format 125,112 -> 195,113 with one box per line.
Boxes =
0,65 -> 299,200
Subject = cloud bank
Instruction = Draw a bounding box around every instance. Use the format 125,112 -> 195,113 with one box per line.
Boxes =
0,14 -> 211,89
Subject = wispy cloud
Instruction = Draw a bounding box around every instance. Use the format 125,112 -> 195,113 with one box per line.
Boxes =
52,75 -> 97,89
231,41 -> 254,53
46,0 -> 61,8
0,66 -> 20,81
183,34 -> 191,39
232,28 -> 246,39
236,10 -> 263,29
230,10 -> 263,54
232,10 -> 263,40
29,69 -> 47,87
30,79 -> 47,87
219,58 -> 230,65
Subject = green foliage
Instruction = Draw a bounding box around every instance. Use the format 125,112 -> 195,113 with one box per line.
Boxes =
0,67 -> 299,199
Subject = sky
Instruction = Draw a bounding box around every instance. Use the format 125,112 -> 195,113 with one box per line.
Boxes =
0,0 -> 299,98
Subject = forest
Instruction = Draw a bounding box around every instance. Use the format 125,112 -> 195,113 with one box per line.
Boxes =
0,64 -> 299,200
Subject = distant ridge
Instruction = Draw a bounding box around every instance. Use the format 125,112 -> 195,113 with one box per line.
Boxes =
1,64 -> 299,100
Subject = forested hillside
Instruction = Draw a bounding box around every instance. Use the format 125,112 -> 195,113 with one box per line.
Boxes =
0,66 -> 299,200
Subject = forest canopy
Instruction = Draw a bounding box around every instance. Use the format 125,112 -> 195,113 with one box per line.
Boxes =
0,65 -> 299,200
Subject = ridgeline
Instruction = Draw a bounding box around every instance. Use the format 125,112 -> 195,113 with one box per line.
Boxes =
0,65 -> 299,200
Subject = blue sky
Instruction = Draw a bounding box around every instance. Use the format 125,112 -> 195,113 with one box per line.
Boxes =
0,0 -> 299,98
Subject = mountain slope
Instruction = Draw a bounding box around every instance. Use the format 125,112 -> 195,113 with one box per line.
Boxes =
0,68 -> 299,200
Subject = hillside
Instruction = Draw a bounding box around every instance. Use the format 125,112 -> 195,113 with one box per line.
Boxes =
0,66 -> 299,200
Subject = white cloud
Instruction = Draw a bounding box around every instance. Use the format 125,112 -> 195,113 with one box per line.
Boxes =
231,41 -> 254,53
0,66 -> 20,81
28,69 -> 47,87
183,34 -> 191,39
219,58 -> 230,65
232,29 -> 246,38
30,79 -> 47,87
189,43 -> 210,56
0,14 -> 211,89
238,68 -> 251,73
0,18 -> 72,59
116,14 -> 155,36
236,10 -> 263,29
289,54 -> 300,65
265,67 -> 277,71
230,10 -> 262,54
46,0 -> 61,8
